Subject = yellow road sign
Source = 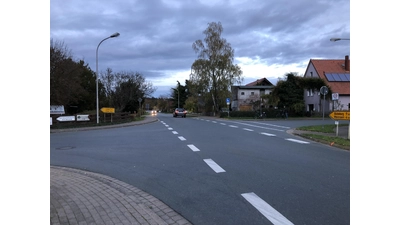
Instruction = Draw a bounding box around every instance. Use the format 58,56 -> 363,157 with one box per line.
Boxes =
329,111 -> 350,120
101,107 -> 115,113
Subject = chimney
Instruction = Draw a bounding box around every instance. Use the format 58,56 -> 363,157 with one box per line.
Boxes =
344,55 -> 350,71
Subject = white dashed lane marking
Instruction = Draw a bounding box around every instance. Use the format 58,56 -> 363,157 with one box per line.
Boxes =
285,138 -> 309,144
178,136 -> 186,141
242,192 -> 294,225
203,159 -> 226,173
187,144 -> 200,152
260,132 -> 276,137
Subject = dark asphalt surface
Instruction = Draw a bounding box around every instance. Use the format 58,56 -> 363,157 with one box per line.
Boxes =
50,115 -> 349,224
51,116 -> 194,225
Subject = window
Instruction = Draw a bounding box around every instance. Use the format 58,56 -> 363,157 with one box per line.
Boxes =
241,92 -> 245,95
307,89 -> 314,97
251,92 -> 254,95
310,72 -> 313,77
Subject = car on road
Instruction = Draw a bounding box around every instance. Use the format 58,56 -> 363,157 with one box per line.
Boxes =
173,108 -> 187,118
151,110 -> 157,115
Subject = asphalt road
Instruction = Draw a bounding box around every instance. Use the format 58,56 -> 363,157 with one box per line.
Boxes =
51,113 -> 350,225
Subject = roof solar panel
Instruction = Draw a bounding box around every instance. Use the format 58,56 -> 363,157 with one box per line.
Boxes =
325,73 -> 335,81
325,73 -> 350,82
332,73 -> 341,81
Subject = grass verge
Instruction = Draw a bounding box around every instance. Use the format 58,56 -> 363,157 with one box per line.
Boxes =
295,124 -> 350,151
296,133 -> 350,150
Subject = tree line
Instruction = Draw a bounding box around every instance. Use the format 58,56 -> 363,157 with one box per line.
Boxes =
50,39 -> 155,115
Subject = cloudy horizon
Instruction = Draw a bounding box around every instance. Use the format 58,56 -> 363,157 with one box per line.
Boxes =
50,0 -> 350,98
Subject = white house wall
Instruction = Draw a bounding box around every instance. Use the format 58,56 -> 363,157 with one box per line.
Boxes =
232,86 -> 273,111
304,65 -> 322,112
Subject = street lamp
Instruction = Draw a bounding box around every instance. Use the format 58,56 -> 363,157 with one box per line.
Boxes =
96,32 -> 120,123
177,81 -> 180,108
330,38 -> 350,42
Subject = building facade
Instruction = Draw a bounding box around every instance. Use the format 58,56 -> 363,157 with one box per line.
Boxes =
231,78 -> 275,111
303,55 -> 350,114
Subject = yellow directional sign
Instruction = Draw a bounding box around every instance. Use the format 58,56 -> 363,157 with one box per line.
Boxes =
101,107 -> 115,113
329,111 -> 350,120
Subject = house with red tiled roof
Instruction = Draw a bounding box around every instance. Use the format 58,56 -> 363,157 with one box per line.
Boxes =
231,78 -> 274,111
303,55 -> 350,114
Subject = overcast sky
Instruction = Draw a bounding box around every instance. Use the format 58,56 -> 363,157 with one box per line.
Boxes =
50,0 -> 350,98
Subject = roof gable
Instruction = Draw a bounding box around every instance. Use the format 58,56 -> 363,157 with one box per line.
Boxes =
309,56 -> 350,95
245,78 -> 274,86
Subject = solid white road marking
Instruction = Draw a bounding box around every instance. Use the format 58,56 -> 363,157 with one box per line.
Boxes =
250,121 -> 290,129
243,128 -> 253,131
172,131 -> 178,134
178,136 -> 186,141
285,138 -> 309,144
226,121 -> 285,132
260,132 -> 276,137
187,144 -> 200,152
241,192 -> 294,225
203,159 -> 226,173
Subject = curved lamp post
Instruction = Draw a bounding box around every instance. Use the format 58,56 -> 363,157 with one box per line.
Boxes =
330,38 -> 350,42
96,32 -> 120,123
177,81 -> 180,108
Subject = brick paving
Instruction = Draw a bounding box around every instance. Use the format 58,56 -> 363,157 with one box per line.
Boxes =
50,166 -> 192,225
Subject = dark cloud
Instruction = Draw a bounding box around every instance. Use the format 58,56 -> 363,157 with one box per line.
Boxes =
50,0 -> 350,97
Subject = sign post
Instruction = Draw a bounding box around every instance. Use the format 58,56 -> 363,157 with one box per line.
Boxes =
329,111 -> 350,139
226,98 -> 230,118
101,107 -> 115,113
320,86 -> 328,120
329,111 -> 350,120
101,107 -> 115,122
138,98 -> 142,117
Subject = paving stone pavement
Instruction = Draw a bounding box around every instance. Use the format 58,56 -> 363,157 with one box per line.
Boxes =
50,166 -> 193,225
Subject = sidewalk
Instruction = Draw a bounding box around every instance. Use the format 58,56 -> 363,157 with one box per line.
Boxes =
51,166 -> 192,225
51,116 -> 193,224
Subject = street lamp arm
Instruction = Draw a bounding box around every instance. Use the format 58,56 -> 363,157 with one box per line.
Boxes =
330,38 -> 350,42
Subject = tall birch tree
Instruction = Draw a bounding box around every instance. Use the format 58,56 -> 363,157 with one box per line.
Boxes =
191,22 -> 243,114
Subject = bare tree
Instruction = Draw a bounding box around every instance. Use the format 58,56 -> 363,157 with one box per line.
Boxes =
191,22 -> 243,114
100,71 -> 156,112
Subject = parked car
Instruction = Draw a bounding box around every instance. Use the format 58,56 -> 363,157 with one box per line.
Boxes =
173,108 -> 187,118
